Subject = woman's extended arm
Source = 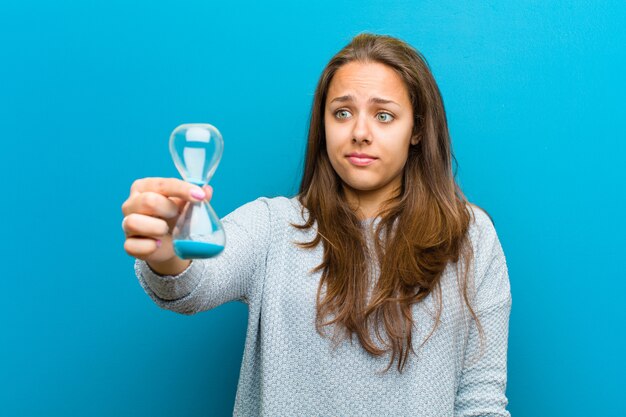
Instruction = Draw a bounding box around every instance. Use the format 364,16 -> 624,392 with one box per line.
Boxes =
134,198 -> 272,315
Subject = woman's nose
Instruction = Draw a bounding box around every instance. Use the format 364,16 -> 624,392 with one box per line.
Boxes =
351,114 -> 372,144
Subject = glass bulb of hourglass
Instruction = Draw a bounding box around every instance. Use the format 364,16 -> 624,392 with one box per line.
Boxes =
169,123 -> 225,259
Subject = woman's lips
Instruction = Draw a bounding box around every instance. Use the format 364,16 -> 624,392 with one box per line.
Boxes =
347,156 -> 377,166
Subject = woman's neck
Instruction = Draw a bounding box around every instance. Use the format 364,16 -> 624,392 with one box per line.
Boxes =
342,182 -> 400,221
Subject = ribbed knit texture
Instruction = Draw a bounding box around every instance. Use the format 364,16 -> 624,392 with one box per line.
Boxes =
135,196 -> 511,416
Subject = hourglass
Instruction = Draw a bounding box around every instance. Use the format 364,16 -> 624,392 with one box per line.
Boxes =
169,123 -> 225,259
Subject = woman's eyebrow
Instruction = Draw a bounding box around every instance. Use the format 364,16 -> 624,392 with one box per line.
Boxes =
329,94 -> 400,106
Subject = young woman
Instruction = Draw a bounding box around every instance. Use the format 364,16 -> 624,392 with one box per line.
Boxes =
121,33 -> 511,416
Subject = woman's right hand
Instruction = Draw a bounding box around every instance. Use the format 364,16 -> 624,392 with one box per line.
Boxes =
121,177 -> 212,265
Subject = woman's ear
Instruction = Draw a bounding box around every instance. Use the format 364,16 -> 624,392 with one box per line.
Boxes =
410,133 -> 420,146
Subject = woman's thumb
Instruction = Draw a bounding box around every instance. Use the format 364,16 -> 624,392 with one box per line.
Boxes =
202,185 -> 213,201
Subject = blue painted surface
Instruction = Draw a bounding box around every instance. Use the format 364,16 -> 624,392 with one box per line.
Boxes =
1,1 -> 624,416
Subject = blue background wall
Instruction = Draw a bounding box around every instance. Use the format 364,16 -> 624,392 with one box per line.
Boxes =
2,1 -> 624,416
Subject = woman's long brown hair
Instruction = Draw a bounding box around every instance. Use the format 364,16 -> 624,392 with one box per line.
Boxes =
293,33 -> 482,373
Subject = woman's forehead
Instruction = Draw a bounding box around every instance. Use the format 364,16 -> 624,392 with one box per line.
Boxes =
327,61 -> 410,105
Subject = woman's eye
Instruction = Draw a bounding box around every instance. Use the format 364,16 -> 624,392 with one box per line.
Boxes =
377,112 -> 394,123
335,110 -> 352,119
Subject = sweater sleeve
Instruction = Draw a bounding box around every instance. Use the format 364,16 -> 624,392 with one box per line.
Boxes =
133,197 -> 271,315
454,208 -> 512,417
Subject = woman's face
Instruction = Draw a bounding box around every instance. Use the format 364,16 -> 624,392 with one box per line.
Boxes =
324,61 -> 417,207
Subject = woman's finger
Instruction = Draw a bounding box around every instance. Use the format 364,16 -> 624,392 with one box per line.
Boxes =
130,177 -> 207,202
123,236 -> 161,259
122,191 -> 180,219
122,213 -> 170,238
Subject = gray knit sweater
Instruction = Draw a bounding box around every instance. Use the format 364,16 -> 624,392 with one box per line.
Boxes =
134,196 -> 511,416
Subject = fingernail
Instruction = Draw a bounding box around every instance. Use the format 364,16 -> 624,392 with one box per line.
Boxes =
156,239 -> 162,248
190,189 -> 206,200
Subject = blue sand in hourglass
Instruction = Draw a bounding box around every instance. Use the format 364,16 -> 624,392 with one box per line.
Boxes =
173,240 -> 224,259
